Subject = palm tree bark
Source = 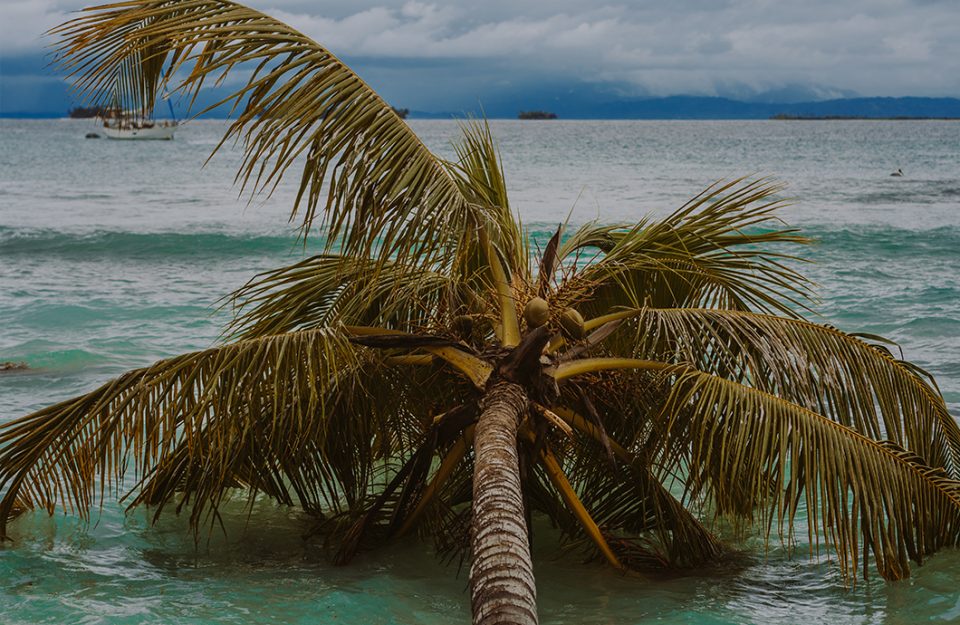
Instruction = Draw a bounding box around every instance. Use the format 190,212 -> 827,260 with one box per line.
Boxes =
470,380 -> 538,625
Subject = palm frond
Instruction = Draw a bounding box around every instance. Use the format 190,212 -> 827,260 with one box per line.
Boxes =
0,328 -> 459,536
53,0 -> 493,267
615,307 -> 960,476
660,368 -> 960,580
225,254 -> 479,339
327,415 -> 478,564
554,178 -> 814,318
448,118 -> 526,281
536,442 -> 625,569
110,35 -> 166,116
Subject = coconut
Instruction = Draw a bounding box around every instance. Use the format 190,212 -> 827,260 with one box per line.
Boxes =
559,308 -> 585,340
523,297 -> 550,328
450,314 -> 474,341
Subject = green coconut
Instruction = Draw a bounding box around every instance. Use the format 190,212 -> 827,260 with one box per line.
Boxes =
559,308 -> 585,340
523,297 -> 550,328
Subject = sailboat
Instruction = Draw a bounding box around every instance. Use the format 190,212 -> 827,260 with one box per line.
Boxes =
101,97 -> 177,140
97,43 -> 179,140
101,116 -> 176,140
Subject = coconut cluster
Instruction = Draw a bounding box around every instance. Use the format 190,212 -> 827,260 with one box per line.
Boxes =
523,297 -> 584,340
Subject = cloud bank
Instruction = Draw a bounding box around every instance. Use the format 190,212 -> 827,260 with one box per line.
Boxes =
2,0 -> 958,114
261,0 -> 959,98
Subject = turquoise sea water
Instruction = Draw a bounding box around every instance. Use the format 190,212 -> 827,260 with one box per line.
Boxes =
1,119 -> 959,623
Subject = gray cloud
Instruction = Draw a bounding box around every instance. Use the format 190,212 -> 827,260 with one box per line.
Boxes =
2,0 -> 958,110
261,0 -> 960,97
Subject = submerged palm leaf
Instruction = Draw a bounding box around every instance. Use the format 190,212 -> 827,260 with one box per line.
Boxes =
0,329 -> 373,528
3,2 -> 960,624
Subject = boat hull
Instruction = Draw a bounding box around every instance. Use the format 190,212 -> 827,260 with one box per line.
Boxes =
102,124 -> 176,140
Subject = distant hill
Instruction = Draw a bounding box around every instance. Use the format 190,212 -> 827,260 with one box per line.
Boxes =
767,97 -> 960,119
562,96 -> 960,120
404,96 -> 960,120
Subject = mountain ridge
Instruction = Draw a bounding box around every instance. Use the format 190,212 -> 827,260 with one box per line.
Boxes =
408,96 -> 960,120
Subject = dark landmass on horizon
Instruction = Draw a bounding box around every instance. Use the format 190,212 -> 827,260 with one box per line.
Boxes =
68,106 -> 112,118
4,96 -> 960,121
518,110 -> 558,120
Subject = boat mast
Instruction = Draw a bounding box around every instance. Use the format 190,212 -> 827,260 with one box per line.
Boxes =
164,93 -> 177,123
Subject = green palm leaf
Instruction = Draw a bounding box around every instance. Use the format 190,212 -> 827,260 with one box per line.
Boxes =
0,328 -> 452,536
660,368 -> 960,580
611,307 -> 960,475
225,254 -> 473,339
554,178 -> 814,317
449,118 -> 527,281
53,0 -> 494,267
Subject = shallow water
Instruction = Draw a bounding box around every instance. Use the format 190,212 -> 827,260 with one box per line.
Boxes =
1,119 -> 959,623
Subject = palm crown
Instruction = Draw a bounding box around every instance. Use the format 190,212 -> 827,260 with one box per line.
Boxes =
2,2 -> 959,624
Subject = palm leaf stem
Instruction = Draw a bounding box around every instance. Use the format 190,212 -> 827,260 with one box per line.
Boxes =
344,325 -> 492,387
534,438 -> 625,571
395,426 -> 475,537
550,406 -> 632,462
554,358 -> 680,381
481,227 -> 520,347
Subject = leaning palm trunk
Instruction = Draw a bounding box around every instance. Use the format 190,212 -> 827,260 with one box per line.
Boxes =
470,381 -> 538,625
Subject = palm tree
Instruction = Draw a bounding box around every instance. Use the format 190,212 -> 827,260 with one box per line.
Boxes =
2,2 -> 960,623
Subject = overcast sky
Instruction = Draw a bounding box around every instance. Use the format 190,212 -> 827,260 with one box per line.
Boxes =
2,0 -> 959,114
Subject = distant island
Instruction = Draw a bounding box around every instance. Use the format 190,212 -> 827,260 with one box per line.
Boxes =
68,106 -> 111,118
518,111 -> 557,120
548,96 -> 960,120
404,97 -> 960,121
392,107 -> 409,119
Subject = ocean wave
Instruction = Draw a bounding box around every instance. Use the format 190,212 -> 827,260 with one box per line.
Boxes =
917,285 -> 960,301
844,178 -> 960,205
5,221 -> 956,262
525,222 -> 960,256
0,228 -> 318,258
896,315 -> 960,336
849,190 -> 936,205
797,224 -> 960,257
0,342 -> 110,372
48,192 -> 115,201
